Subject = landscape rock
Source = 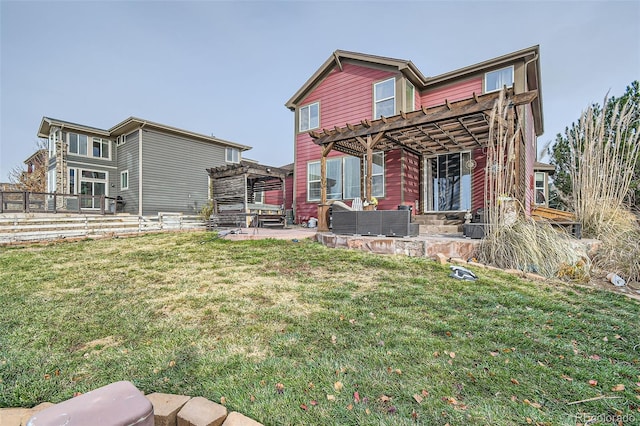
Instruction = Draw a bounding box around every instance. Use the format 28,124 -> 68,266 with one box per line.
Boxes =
221,412 -> 263,426
178,397 -> 227,426
0,408 -> 31,426
147,393 -> 191,426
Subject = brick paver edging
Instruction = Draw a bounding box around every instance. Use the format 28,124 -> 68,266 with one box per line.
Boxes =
0,392 -> 263,426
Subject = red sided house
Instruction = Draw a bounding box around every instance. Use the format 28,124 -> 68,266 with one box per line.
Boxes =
285,46 -> 543,231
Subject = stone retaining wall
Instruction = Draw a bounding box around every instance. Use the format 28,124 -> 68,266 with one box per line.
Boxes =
315,232 -> 482,260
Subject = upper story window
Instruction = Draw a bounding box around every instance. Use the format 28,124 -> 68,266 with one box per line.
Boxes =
69,133 -> 88,156
404,81 -> 415,113
48,130 -> 59,158
226,147 -> 240,163
67,133 -> 111,159
374,78 -> 395,118
485,66 -> 514,93
299,102 -> 319,132
93,138 -> 110,159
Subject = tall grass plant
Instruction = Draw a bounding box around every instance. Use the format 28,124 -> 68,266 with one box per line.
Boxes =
566,97 -> 640,282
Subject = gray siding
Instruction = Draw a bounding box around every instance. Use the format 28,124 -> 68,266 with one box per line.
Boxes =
116,132 -> 140,215
66,160 -> 118,195
141,129 -> 226,215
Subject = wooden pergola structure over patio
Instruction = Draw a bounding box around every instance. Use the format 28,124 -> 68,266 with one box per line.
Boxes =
309,88 -> 539,231
206,161 -> 289,227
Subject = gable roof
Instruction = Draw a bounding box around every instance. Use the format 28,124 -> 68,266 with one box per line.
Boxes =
24,149 -> 47,165
285,50 -> 427,110
285,46 -> 543,135
37,117 -> 111,138
108,117 -> 251,150
37,116 -> 251,151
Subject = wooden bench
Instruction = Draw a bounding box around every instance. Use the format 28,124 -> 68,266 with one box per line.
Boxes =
257,214 -> 285,228
208,212 -> 254,229
548,221 -> 582,239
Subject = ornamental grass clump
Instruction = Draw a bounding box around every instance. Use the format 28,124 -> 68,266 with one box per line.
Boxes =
477,217 -> 590,280
565,96 -> 640,283
476,89 -> 589,279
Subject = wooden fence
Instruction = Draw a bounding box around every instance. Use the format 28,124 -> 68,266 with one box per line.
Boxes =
0,191 -> 120,215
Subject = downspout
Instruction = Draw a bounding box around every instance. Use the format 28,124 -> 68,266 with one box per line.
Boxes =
523,53 -> 538,91
521,53 -> 538,216
59,125 -> 65,197
138,121 -> 146,216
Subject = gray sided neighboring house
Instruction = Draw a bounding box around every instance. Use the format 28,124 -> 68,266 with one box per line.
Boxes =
37,117 -> 250,216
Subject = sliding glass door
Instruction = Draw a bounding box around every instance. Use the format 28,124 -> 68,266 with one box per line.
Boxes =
428,152 -> 472,212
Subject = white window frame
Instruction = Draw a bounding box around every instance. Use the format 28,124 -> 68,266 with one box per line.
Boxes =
307,161 -> 322,202
299,102 -> 319,132
120,170 -> 129,191
306,153 -> 385,202
226,147 -> 240,163
92,137 -> 110,159
363,151 -> 385,198
48,130 -> 58,158
484,66 -> 514,93
405,80 -> 415,113
253,190 -> 264,204
374,78 -> 396,119
535,171 -> 547,205
76,168 -> 108,209
68,168 -> 76,195
68,133 -> 88,156
47,169 -> 56,193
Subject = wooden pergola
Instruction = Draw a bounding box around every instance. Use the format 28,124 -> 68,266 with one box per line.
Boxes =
206,162 -> 289,224
309,88 -> 538,231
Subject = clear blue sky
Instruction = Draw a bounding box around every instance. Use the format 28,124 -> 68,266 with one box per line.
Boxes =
1,0 -> 638,181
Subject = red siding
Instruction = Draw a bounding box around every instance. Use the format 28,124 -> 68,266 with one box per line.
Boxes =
403,151 -> 420,214
421,78 -> 483,108
291,58 -> 539,219
264,174 -> 293,210
294,63 -> 397,220
379,149 -> 402,211
471,148 -> 487,213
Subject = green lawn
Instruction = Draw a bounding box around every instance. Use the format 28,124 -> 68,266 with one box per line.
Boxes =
0,232 -> 638,425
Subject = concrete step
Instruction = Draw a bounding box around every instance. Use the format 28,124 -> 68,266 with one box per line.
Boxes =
424,219 -> 446,226
419,224 -> 462,234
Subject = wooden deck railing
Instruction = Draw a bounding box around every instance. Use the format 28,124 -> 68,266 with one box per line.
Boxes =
0,191 -> 118,215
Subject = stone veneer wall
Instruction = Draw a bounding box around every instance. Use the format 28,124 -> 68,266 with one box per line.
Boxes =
315,233 -> 482,260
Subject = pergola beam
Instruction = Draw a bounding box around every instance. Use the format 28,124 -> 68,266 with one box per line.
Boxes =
384,132 -> 422,157
433,123 -> 460,147
311,90 -> 537,146
457,117 -> 483,147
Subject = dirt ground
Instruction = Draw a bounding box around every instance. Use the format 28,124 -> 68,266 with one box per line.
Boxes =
583,273 -> 640,301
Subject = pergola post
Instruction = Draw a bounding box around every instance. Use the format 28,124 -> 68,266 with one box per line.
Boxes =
317,143 -> 333,231
243,172 -> 249,227
281,176 -> 287,226
356,133 -> 384,211
365,140 -> 373,210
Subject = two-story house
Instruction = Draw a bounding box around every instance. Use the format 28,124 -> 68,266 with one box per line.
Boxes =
285,46 -> 543,230
37,117 -> 250,216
